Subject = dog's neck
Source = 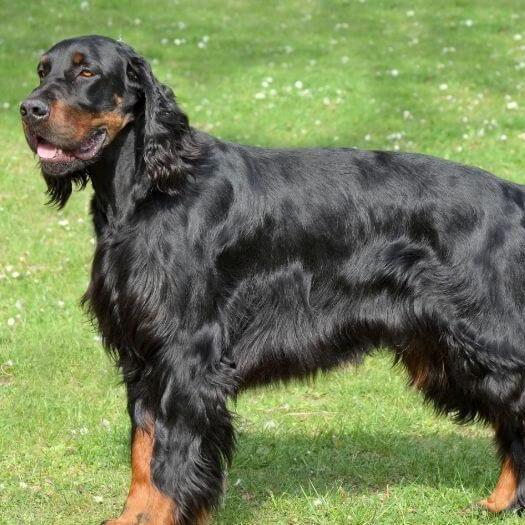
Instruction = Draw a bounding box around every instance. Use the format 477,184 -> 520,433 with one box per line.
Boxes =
90,120 -> 146,225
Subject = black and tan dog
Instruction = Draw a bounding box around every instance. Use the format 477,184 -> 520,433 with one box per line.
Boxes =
21,35 -> 525,524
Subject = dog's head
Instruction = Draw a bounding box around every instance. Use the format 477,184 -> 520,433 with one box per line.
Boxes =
21,35 -> 193,206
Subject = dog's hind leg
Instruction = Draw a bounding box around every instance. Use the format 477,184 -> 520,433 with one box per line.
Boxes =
396,335 -> 525,513
480,422 -> 525,513
480,455 -> 517,512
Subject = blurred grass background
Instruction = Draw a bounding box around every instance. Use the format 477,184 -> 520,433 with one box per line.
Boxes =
1,1 -> 525,523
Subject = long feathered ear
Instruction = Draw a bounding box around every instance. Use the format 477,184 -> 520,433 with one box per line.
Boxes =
123,45 -> 202,195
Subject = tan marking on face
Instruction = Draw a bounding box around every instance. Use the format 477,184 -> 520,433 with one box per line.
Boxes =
38,55 -> 50,77
72,52 -> 85,65
479,456 -> 517,512
103,425 -> 178,525
48,100 -> 132,145
92,110 -> 133,141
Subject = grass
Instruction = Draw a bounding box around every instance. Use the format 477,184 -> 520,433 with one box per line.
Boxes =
1,0 -> 525,523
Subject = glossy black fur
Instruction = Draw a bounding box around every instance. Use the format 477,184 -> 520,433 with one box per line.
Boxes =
23,36 -> 525,522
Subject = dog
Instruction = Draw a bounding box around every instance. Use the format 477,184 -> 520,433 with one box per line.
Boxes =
20,34 -> 525,524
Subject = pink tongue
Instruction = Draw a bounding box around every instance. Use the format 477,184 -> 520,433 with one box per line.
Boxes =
37,141 -> 59,159
37,141 -> 76,162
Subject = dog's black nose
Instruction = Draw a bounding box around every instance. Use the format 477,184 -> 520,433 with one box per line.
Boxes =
20,98 -> 49,122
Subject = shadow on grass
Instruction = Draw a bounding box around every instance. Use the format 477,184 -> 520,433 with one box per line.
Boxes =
214,428 -> 495,523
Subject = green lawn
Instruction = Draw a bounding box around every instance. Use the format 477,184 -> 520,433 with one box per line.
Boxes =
1,1 -> 525,523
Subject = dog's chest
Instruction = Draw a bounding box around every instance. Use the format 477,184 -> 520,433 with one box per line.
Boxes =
85,223 -> 189,355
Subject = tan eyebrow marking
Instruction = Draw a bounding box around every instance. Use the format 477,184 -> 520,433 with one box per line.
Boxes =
38,55 -> 50,75
72,52 -> 85,65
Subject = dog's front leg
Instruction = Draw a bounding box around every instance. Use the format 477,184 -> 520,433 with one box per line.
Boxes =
103,423 -> 177,525
104,325 -> 237,525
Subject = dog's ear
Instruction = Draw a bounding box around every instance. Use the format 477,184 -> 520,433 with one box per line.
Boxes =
122,45 -> 200,195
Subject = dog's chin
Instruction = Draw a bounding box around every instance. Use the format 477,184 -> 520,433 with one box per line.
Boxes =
39,157 -> 93,177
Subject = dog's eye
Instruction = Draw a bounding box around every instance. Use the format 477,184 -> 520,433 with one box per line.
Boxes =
126,64 -> 139,82
38,69 -> 47,79
79,70 -> 96,78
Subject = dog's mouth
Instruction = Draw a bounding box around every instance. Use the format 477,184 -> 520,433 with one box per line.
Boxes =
35,129 -> 107,163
